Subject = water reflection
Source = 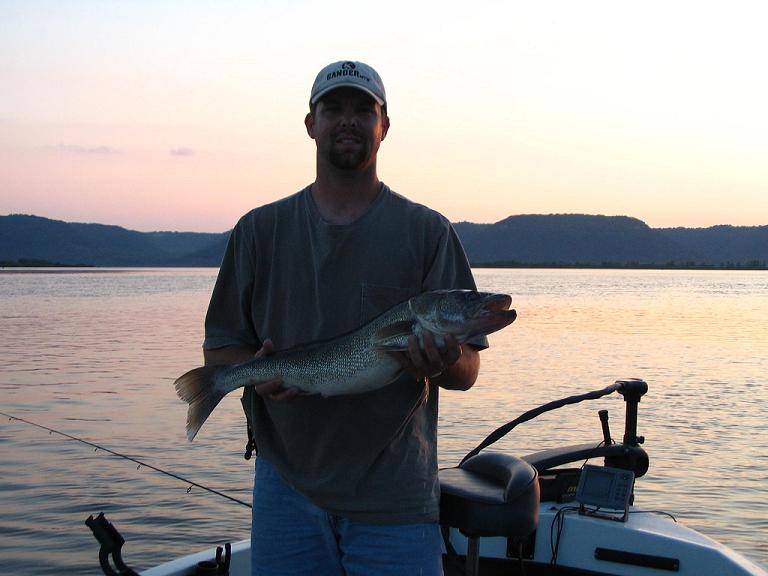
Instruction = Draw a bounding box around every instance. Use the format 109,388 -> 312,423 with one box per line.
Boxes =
0,268 -> 766,573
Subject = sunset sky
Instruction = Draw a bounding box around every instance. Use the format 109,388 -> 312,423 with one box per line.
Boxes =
2,1 -> 767,232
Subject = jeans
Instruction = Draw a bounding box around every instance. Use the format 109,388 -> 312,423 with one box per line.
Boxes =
251,458 -> 443,576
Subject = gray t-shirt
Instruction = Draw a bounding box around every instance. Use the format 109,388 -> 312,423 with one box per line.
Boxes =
203,184 -> 484,524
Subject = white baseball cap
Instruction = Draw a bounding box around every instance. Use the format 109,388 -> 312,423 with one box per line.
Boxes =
310,61 -> 386,107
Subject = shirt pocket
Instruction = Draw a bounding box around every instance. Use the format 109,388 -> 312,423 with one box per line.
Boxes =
360,283 -> 418,325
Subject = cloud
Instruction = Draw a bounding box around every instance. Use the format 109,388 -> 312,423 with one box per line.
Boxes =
50,144 -> 121,155
170,147 -> 195,157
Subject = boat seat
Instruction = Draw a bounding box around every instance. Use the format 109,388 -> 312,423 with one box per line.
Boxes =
440,451 -> 539,538
440,452 -> 539,576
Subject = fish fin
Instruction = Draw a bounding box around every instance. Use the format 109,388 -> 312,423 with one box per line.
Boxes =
174,366 -> 226,441
372,320 -> 414,352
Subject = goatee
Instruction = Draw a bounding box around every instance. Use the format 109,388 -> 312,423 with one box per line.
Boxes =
329,147 -> 367,170
328,131 -> 370,170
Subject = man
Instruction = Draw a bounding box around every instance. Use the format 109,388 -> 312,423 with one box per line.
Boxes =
203,60 -> 486,575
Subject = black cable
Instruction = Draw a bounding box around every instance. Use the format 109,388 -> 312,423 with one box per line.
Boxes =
0,410 -> 252,509
460,382 -> 622,465
629,510 -> 678,522
549,506 -> 579,566
580,441 -> 606,468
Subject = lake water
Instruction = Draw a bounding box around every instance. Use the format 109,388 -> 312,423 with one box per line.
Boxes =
1,268 -> 766,573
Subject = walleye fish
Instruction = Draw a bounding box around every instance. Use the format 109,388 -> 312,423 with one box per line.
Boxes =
176,289 -> 516,440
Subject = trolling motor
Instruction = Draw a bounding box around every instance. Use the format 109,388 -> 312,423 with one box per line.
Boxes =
456,378 -> 649,478
87,513 -> 232,575
520,378 -> 650,481
605,378 -> 648,473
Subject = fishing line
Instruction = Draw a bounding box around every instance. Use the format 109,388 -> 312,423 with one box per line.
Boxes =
0,410 -> 252,509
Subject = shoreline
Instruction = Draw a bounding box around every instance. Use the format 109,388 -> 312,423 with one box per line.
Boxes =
471,261 -> 768,271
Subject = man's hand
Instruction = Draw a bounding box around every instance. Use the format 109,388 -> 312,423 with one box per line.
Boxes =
391,332 -> 459,378
251,339 -> 301,402
394,332 -> 480,390
391,331 -> 480,391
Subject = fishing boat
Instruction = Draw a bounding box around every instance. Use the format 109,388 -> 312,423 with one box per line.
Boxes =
89,379 -> 768,575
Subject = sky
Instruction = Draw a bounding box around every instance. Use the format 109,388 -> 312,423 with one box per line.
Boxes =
1,0 -> 767,232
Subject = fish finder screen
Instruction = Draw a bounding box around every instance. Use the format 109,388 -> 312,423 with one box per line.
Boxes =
576,464 -> 634,514
581,468 -> 614,497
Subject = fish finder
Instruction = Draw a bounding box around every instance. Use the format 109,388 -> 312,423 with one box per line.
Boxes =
575,464 -> 635,522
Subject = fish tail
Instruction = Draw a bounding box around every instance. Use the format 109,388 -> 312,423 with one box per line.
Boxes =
174,366 -> 226,441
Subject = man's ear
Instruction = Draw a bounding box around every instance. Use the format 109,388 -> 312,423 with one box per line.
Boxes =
381,113 -> 390,141
304,112 -> 315,139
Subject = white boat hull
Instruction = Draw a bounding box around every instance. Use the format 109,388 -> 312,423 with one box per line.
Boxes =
445,503 -> 767,575
142,502 -> 767,576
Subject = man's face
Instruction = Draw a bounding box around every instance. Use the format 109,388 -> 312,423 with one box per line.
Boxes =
305,88 -> 389,171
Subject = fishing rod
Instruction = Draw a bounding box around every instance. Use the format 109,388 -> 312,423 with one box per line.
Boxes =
0,410 -> 252,509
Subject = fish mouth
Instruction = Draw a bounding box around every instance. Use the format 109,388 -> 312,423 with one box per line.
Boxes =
481,293 -> 513,312
471,293 -> 516,336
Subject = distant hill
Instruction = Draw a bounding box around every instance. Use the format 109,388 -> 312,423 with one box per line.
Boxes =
455,215 -> 694,266
1,213 -> 767,268
455,215 -> 768,267
0,214 -> 228,267
657,226 -> 768,267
